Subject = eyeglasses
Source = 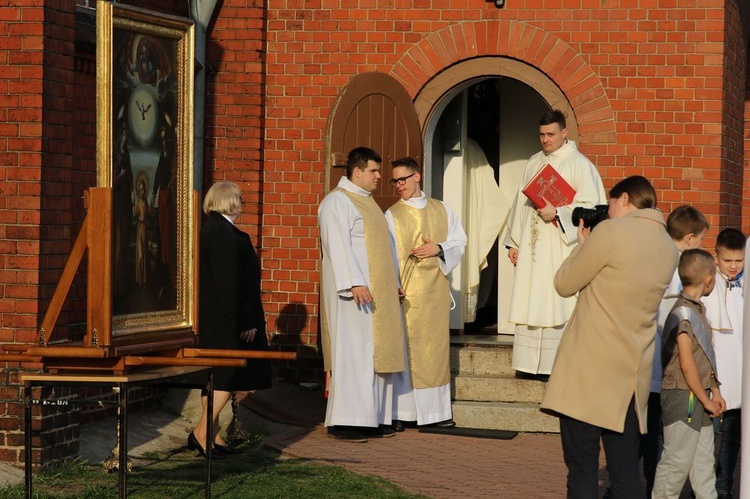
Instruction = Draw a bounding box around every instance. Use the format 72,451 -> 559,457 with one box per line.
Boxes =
389,173 -> 416,187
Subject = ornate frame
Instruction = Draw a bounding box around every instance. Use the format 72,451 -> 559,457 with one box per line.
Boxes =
96,2 -> 195,345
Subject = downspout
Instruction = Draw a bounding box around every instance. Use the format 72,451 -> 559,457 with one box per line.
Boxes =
189,0 -> 218,193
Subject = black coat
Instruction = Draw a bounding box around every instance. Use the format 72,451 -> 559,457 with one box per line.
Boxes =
199,211 -> 271,391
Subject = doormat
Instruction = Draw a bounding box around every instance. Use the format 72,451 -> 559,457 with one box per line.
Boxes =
418,426 -> 517,440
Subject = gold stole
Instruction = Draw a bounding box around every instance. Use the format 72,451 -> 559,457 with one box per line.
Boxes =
389,198 -> 450,388
322,188 -> 406,374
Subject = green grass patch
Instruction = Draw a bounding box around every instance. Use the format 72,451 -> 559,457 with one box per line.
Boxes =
0,443 -> 423,499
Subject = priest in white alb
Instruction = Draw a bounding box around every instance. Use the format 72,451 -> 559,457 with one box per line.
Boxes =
504,109 -> 606,376
385,157 -> 466,430
318,146 -> 407,442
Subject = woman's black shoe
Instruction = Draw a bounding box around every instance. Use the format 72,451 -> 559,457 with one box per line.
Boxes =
187,431 -> 225,459
213,442 -> 242,455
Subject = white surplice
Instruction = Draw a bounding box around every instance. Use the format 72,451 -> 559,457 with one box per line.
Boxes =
739,246 -> 750,486
385,192 -> 466,425
651,266 -> 682,393
464,138 -> 508,322
703,272 -> 744,410
319,176 -> 400,427
504,140 -> 605,374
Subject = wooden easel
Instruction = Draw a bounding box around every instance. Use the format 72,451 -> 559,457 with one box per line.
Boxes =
3,186 -> 295,371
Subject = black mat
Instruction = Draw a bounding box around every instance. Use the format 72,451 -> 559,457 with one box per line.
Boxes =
417,426 -> 517,440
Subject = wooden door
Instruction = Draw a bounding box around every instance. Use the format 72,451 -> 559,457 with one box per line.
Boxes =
326,72 -> 423,211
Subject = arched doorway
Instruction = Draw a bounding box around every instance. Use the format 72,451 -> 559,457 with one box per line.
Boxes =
417,57 -> 580,335
325,72 -> 423,211
323,60 -> 583,336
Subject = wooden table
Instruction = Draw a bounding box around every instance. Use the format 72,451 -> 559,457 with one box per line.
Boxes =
22,366 -> 214,498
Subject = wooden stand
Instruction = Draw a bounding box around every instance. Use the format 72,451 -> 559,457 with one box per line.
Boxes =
11,186 -> 297,492
23,367 -> 216,499
3,187 -> 295,371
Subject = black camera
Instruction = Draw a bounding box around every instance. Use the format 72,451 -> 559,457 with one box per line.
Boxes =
571,204 -> 609,229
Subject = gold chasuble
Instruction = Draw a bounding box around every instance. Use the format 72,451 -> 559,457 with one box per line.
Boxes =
389,198 -> 450,388
326,189 -> 406,374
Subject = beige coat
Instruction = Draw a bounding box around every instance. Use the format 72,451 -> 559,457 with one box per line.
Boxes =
541,209 -> 679,433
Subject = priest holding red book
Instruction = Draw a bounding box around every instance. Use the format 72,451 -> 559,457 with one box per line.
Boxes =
504,109 -> 606,378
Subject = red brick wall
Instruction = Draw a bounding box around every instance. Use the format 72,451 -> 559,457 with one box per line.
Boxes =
0,0 -> 78,464
210,0 -> 745,365
720,0 -> 746,232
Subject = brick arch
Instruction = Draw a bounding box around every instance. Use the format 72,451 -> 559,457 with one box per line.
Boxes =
391,20 -> 616,144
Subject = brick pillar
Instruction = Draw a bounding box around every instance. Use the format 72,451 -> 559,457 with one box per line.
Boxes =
0,0 -> 78,465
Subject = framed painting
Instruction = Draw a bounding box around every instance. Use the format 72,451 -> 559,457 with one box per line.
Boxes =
96,2 -> 195,344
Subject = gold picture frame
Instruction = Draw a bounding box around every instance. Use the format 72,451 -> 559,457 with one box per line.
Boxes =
96,1 -> 195,345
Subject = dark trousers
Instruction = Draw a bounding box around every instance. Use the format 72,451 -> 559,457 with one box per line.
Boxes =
639,392 -> 662,497
560,397 -> 645,499
715,408 -> 741,494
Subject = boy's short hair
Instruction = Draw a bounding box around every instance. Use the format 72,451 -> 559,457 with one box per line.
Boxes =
678,249 -> 715,287
391,157 -> 420,172
716,228 -> 746,252
666,205 -> 709,241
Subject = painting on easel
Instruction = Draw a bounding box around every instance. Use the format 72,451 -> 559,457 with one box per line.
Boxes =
97,1 -> 196,342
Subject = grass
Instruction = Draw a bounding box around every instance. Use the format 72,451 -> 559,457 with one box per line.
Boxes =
0,439 -> 424,499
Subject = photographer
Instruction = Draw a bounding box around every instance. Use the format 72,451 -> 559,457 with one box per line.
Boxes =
540,176 -> 679,498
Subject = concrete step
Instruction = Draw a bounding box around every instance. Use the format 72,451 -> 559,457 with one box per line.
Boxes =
450,345 -> 514,377
452,373 -> 547,403
452,400 -> 560,433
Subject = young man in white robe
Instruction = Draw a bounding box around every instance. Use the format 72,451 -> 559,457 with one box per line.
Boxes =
318,147 -> 407,442
384,157 -> 467,430
703,228 -> 745,499
504,109 -> 606,377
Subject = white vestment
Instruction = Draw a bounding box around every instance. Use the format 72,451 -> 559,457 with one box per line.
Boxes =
651,266 -> 682,393
703,272 -> 744,410
385,193 -> 466,425
319,177 -> 401,427
738,245 -> 750,486
463,138 -> 508,321
504,140 -> 605,374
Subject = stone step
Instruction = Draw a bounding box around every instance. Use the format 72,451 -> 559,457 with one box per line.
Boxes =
452,373 -> 547,403
452,400 -> 560,433
450,345 -> 514,377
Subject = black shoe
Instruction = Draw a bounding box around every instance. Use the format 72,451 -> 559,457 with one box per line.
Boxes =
392,420 -> 405,432
214,442 -> 243,455
376,425 -> 396,438
327,426 -> 368,443
717,493 -> 733,499
187,431 -> 225,459
357,425 -> 396,438
420,419 -> 456,429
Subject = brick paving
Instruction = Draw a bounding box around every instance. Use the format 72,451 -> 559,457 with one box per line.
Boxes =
253,382 -> 591,498
266,426 -> 575,498
254,382 -> 737,499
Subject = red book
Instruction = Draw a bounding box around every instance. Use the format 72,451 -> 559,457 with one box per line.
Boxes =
522,163 -> 576,209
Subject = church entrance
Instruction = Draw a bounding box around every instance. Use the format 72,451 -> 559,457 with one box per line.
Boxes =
323,59 -> 580,336
418,61 -> 580,336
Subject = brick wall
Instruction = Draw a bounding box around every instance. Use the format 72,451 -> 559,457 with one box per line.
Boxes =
720,0 -> 746,231
214,0 -> 746,368
0,0 -> 747,466
0,0 -> 79,466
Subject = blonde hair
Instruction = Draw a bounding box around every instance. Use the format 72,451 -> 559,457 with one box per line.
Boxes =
203,181 -> 241,217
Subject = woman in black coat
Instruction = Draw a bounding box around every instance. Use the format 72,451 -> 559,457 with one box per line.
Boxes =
188,181 -> 271,457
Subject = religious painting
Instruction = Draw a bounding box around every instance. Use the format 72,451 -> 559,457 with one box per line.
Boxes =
96,2 -> 195,339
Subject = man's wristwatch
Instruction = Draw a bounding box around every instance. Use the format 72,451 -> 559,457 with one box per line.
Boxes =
436,244 -> 445,260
